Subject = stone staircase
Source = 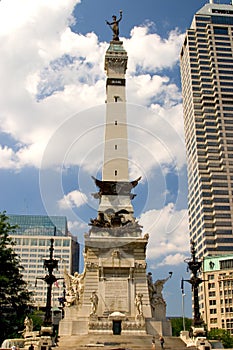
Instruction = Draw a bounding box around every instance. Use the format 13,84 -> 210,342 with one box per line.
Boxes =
56,334 -> 197,349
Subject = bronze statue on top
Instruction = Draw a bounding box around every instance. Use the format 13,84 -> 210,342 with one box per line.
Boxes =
106,10 -> 122,41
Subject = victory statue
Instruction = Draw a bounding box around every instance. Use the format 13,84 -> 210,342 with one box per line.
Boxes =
106,10 -> 122,41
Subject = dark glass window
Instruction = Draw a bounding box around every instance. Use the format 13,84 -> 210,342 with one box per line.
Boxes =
212,15 -> 233,25
220,259 -> 233,270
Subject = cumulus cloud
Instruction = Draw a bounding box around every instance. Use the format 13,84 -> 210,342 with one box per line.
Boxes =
125,26 -> 184,73
68,220 -> 88,234
0,0 -> 185,175
157,253 -> 188,267
58,190 -> 87,209
0,2 -> 189,257
139,203 -> 189,265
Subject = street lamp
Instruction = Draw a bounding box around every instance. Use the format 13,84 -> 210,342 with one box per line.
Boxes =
36,237 -> 62,326
183,240 -> 204,327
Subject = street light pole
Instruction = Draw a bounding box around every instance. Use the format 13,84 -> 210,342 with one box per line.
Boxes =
184,241 -> 204,327
36,237 -> 62,327
182,291 -> 186,331
43,238 -> 58,326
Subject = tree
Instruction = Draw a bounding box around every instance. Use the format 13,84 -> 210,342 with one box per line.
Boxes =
171,317 -> 192,336
0,212 -> 31,344
208,328 -> 233,349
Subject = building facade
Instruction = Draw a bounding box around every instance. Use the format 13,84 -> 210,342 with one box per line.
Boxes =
9,215 -> 79,308
202,255 -> 233,333
180,0 -> 233,330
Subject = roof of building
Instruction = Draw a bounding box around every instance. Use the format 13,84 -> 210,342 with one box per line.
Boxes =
8,214 -> 68,236
196,2 -> 233,17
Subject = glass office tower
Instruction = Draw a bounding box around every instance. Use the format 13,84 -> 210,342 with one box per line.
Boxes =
9,215 -> 79,308
180,0 -> 233,331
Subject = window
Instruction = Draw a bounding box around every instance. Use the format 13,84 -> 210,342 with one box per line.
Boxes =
63,240 -> 70,247
213,27 -> 228,35
208,274 -> 215,280
220,259 -> 233,270
210,308 -> 217,314
210,318 -> 217,324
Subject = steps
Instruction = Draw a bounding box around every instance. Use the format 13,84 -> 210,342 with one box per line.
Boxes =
56,334 -> 197,349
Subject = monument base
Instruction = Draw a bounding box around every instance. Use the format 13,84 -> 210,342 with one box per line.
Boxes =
59,318 -> 89,335
59,314 -> 171,337
146,319 -> 172,336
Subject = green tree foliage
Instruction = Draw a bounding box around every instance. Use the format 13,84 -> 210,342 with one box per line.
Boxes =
171,317 -> 192,336
0,212 -> 31,344
30,310 -> 43,331
208,328 -> 233,349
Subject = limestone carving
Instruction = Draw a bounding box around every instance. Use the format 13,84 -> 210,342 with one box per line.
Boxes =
147,272 -> 172,320
135,292 -> 143,318
24,316 -> 33,334
64,267 -> 86,306
90,291 -> 98,316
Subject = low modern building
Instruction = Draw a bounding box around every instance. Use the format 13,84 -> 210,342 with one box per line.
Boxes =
202,254 -> 233,334
9,214 -> 79,308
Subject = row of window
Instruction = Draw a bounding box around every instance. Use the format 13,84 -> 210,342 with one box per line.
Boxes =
14,238 -> 71,246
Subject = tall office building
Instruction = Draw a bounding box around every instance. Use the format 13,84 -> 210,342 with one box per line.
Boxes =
180,0 -> 233,332
9,215 -> 79,308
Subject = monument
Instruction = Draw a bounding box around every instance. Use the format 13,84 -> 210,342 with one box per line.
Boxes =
59,12 -> 172,337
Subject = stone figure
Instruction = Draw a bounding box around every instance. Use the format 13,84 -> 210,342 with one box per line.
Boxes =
24,316 -> 33,332
147,272 -> 172,320
90,291 -> 98,316
135,293 -> 143,317
22,316 -> 33,337
154,275 -> 171,298
147,272 -> 154,301
106,10 -> 122,41
64,267 -> 86,306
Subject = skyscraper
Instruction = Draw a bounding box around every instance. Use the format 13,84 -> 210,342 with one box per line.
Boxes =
180,0 -> 233,331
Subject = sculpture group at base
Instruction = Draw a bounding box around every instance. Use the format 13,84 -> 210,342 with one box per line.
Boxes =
63,267 -> 86,306
147,272 -> 172,320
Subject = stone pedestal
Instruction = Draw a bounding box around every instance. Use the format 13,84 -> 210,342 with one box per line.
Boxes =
59,231 -> 172,337
59,233 -> 152,336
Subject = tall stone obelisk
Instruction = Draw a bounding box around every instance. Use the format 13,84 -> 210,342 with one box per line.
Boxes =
59,12 -> 171,338
91,29 -> 140,224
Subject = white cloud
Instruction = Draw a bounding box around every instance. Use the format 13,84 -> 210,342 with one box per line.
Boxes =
139,203 -> 189,264
0,0 -> 185,181
157,253 -> 188,267
0,145 -> 18,169
125,26 -> 184,73
58,190 -> 87,209
68,220 -> 88,234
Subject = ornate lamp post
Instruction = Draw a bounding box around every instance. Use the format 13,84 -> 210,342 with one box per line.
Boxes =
183,240 -> 204,326
36,237 -> 61,326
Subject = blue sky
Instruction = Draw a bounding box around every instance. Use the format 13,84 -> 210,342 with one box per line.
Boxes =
0,0 -> 216,317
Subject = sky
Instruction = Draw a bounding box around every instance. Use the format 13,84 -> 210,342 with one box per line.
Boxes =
0,0 -> 218,317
